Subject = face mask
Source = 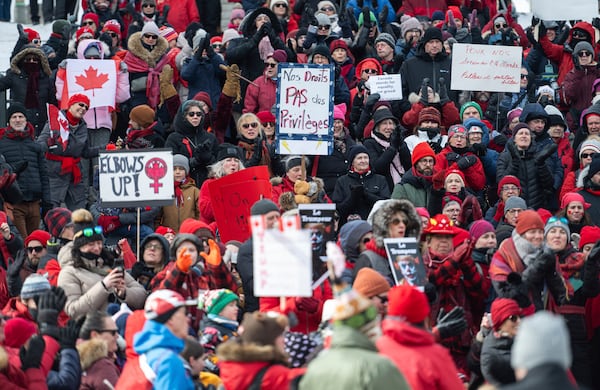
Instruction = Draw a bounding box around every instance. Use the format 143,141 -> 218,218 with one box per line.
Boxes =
80,250 -> 101,261
419,127 -> 439,140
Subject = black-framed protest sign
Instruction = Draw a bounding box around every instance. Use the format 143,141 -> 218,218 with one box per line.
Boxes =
383,237 -> 427,288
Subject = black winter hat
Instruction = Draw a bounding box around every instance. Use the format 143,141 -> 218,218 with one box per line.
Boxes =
587,153 -> 600,181
422,27 -> 443,44
347,144 -> 369,165
373,107 -> 398,128
311,44 -> 332,63
6,102 -> 27,123
217,143 -> 242,162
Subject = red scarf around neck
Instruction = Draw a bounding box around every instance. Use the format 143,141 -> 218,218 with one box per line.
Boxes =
175,179 -> 187,206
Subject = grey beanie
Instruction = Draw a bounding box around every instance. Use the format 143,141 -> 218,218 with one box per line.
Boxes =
141,21 -> 160,36
170,233 -> 203,259
511,311 -> 572,371
400,17 -> 422,38
375,33 -> 396,50
315,13 -> 330,26
251,199 -> 280,216
173,154 -> 190,175
504,196 -> 527,213
21,274 -> 51,299
544,216 -> 570,238
339,220 -> 372,260
574,41 -> 594,57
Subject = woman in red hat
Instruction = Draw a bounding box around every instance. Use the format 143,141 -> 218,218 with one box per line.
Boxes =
555,192 -> 593,237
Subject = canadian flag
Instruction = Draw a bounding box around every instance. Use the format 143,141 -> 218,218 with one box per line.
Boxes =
64,59 -> 117,110
47,104 -> 70,143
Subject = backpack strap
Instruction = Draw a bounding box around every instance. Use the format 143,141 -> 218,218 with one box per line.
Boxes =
248,363 -> 278,390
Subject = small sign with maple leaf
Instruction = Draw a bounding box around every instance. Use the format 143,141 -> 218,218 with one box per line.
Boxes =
75,66 -> 109,96
65,59 -> 118,110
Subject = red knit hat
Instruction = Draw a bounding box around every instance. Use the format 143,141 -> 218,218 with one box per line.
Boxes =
469,220 -> 494,242
76,27 -> 94,41
68,94 -> 90,108
580,225 -> 600,248
329,38 -> 349,54
24,28 -> 41,42
560,192 -> 591,210
423,214 -> 456,235
192,91 -> 213,110
497,175 -> 521,196
4,318 -> 37,348
25,229 -> 51,248
442,194 -> 462,209
179,218 -> 215,238
387,284 -> 430,323
418,106 -> 441,125
102,20 -> 121,39
82,12 -> 100,28
444,168 -> 465,185
411,142 -> 435,166
490,298 -> 520,331
210,36 -> 222,45
155,226 -> 175,236
256,110 -> 275,124
515,210 -> 544,235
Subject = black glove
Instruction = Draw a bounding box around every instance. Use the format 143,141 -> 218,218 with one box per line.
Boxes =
436,306 -> 467,340
493,134 -> 507,147
361,7 -> 372,29
378,5 -> 388,28
589,241 -> 600,263
59,319 -> 82,350
51,286 -> 67,312
156,5 -> 170,26
507,141 -> 520,159
471,142 -> 487,156
20,335 -> 45,371
17,24 -> 28,41
99,31 -> 113,50
526,27 -> 538,46
350,184 -> 364,200
130,261 -> 148,280
267,24 -> 279,43
419,78 -> 430,106
447,10 -> 458,36
357,80 -> 369,96
592,17 -> 600,30
438,77 -> 449,105
346,8 -> 358,32
36,291 -> 60,340
535,143 -> 557,165
539,246 -> 558,273
457,155 -> 477,170
538,20 -> 547,38
364,93 -> 380,111
261,22 -> 272,38
446,152 -> 459,163
402,36 -> 414,55
390,128 -> 402,149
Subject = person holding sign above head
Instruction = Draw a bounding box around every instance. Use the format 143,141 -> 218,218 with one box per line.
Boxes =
243,49 -> 286,114
309,45 -> 350,105
332,144 -> 390,224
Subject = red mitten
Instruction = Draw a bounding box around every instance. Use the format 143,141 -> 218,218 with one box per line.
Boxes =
97,215 -> 121,233
432,169 -> 447,191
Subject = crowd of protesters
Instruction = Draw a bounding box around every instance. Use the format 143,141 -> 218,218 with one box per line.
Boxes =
0,0 -> 599,389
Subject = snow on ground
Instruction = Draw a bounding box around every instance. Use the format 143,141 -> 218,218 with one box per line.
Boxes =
0,22 -> 53,70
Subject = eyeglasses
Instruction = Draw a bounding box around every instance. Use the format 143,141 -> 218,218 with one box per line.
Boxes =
187,111 -> 203,117
578,51 -> 592,57
507,315 -> 520,322
78,102 -> 89,109
362,68 -> 377,74
142,3 -> 155,7
419,158 -> 435,165
318,25 -> 331,31
144,244 -> 161,251
274,3 -> 287,7
506,208 -> 523,215
242,122 -> 259,129
320,6 -> 334,11
73,225 -> 103,239
27,246 -> 44,253
495,23 -> 508,29
107,32 -> 118,38
143,34 -> 158,40
581,153 -> 595,159
31,39 -> 41,45
265,62 -> 277,68
97,329 -> 119,336
520,74 -> 528,79
502,185 -> 519,192
390,217 -> 407,226
211,43 -> 222,49
263,122 -> 275,127
573,30 -> 587,38
547,216 -> 568,225
376,295 -> 388,304
82,20 -> 95,26
451,134 -> 466,139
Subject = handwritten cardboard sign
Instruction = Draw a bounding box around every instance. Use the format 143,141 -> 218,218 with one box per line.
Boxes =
98,149 -> 174,207
276,63 -> 334,155
252,215 -> 313,297
531,0 -> 597,21
207,166 -> 272,243
383,237 -> 427,288
368,74 -> 403,101
451,43 -> 523,93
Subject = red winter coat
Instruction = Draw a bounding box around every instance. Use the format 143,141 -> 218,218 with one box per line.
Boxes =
562,63 -> 600,115
435,147 -> 486,191
0,348 -> 47,390
377,320 -> 465,390
555,135 -> 575,182
402,101 -> 460,131
243,74 -> 277,114
156,0 -> 200,33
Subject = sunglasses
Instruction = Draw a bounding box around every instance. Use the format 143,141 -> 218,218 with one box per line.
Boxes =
520,74 -> 528,79
495,23 -> 508,29
573,30 -> 587,38
74,225 -> 103,239
263,122 -> 275,127
274,2 -> 287,7
78,102 -> 89,109
144,244 -> 161,251
242,122 -> 259,129
578,51 -> 592,57
318,25 -> 331,31
27,246 -> 44,253
82,21 -> 95,26
363,68 -> 378,74
547,216 -> 568,225
390,217 -> 407,226
211,43 -> 222,48
97,329 -> 119,336
320,6 -> 334,11
143,34 -> 158,40
31,39 -> 41,44
507,315 -> 520,322
107,32 -> 118,38
581,153 -> 595,159
187,111 -> 203,117
142,3 -> 155,7
265,62 -> 277,68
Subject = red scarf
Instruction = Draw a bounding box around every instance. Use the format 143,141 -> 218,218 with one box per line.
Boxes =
45,153 -> 81,184
175,178 -> 186,207
123,51 -> 171,109
126,126 -> 155,144
558,251 -> 585,297
4,126 -> 32,140
365,239 -> 387,258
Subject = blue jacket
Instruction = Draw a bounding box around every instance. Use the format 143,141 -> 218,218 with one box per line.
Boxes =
347,0 -> 396,24
133,320 -> 195,390
181,54 -> 226,107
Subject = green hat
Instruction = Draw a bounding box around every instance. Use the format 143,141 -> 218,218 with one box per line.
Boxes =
459,101 -> 483,120
199,289 -> 239,316
358,11 -> 377,28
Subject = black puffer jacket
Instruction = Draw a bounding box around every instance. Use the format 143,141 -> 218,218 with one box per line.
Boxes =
480,334 -> 516,386
0,124 -> 50,204
165,110 -> 218,186
496,140 -> 554,210
363,134 -> 411,191
332,169 -> 390,223
0,47 -> 56,135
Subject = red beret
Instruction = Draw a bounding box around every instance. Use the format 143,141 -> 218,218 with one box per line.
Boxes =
68,94 -> 90,108
491,298 -> 520,331
256,110 -> 275,123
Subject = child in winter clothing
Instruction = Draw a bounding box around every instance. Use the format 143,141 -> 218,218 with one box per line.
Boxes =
158,154 -> 199,232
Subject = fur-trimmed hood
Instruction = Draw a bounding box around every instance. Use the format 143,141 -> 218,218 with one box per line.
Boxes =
127,31 -> 169,67
77,339 -> 109,371
217,339 -> 289,365
76,39 -> 111,59
240,8 -> 282,38
11,46 -> 52,76
577,165 -> 589,188
370,199 -> 421,246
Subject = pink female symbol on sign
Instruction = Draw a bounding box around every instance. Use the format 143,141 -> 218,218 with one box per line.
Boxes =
145,158 -> 167,193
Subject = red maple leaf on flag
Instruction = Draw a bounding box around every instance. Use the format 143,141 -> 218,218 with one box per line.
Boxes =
74,66 -> 109,97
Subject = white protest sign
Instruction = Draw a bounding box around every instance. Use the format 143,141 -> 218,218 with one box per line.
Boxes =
451,43 -> 523,93
531,0 -> 597,21
276,63 -> 334,155
368,74 -> 403,101
65,59 -> 117,109
252,215 -> 313,297
98,149 -> 174,207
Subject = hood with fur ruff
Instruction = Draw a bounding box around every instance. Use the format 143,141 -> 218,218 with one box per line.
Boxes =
126,31 -> 169,67
10,46 -> 52,76
370,199 -> 421,246
77,339 -> 109,371
239,8 -> 282,38
76,38 -> 111,59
